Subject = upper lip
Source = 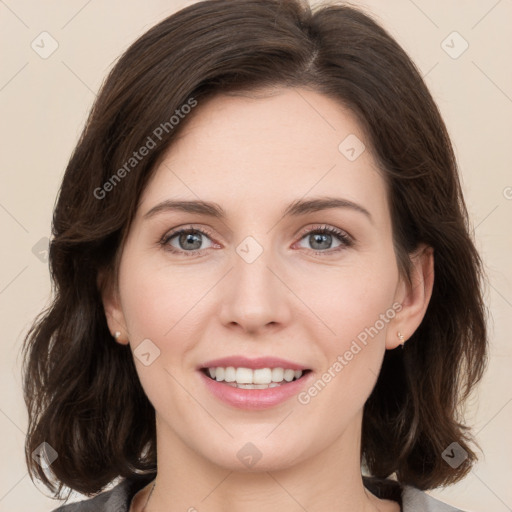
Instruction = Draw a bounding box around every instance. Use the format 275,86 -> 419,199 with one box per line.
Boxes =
198,356 -> 309,371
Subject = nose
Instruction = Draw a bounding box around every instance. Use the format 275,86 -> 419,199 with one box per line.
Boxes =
218,240 -> 292,335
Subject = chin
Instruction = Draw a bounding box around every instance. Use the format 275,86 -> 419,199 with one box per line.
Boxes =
198,437 -> 308,473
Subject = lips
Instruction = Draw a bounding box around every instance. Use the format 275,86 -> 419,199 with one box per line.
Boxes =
199,370 -> 313,409
198,355 -> 309,371
197,355 -> 313,409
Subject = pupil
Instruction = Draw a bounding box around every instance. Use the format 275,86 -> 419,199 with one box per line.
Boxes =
180,232 -> 201,250
310,233 -> 331,250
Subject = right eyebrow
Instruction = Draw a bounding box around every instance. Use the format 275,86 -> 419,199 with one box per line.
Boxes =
143,199 -> 224,220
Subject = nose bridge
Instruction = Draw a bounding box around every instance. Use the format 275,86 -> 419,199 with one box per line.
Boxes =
220,234 -> 290,331
235,236 -> 274,293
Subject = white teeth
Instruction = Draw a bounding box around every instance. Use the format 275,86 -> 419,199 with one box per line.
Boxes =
224,366 -> 236,382
253,368 -> 272,384
237,383 -> 272,389
235,367 -> 253,384
283,369 -> 295,382
271,367 -> 284,382
206,366 -> 304,385
223,382 -> 286,389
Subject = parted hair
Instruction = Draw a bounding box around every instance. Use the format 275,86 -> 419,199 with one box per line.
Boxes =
22,0 -> 488,499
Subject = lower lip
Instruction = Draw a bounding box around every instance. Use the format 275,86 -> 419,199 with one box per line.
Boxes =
199,371 -> 313,410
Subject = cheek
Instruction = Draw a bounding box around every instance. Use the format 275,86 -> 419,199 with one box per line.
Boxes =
118,253 -> 209,345
294,261 -> 399,426
296,255 -> 399,347
120,272 -> 170,343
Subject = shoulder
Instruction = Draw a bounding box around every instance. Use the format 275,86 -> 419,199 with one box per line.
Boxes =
402,485 -> 468,512
362,476 -> 468,512
50,475 -> 154,512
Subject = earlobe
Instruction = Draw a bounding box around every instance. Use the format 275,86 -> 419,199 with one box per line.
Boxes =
386,244 -> 434,350
98,271 -> 129,345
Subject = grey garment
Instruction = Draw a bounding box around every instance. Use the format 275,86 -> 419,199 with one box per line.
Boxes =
51,476 -> 467,512
51,478 -> 143,512
401,485 -> 467,511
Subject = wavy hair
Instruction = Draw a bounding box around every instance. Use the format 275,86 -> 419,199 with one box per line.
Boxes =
22,0 -> 488,499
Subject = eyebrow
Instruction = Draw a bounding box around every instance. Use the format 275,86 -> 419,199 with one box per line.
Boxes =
143,196 -> 372,223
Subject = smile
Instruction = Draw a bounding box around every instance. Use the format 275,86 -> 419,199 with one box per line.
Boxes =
197,357 -> 314,409
201,366 -> 310,389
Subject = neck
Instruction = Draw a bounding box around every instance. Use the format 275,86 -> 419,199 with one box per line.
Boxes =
144,411 -> 392,512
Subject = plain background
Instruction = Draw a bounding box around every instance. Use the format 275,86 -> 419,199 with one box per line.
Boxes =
1,0 -> 511,510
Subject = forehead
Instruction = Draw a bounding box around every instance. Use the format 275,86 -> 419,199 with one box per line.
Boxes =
138,88 -> 387,223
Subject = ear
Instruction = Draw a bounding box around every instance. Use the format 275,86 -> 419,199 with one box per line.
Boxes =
97,269 -> 129,345
386,243 -> 434,350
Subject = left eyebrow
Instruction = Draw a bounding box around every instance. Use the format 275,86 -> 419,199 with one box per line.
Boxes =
143,196 -> 372,224
282,197 -> 372,223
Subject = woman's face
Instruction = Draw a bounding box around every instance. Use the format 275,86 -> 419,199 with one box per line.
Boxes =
107,87 -> 411,472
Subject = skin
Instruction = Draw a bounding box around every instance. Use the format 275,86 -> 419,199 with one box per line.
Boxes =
103,87 -> 434,512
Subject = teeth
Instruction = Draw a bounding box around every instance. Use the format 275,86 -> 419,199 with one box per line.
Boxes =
253,368 -> 272,384
215,367 -> 225,381
224,366 -> 236,382
271,367 -> 283,382
283,369 -> 295,382
223,382 -> 287,389
207,366 -> 304,385
236,367 -> 254,384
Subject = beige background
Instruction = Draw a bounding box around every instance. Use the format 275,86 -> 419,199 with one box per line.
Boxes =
1,1 -> 511,511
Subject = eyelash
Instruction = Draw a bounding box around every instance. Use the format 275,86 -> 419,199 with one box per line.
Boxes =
159,224 -> 354,257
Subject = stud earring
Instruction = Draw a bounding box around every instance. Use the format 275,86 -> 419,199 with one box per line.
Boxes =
397,331 -> 405,347
114,331 -> 121,340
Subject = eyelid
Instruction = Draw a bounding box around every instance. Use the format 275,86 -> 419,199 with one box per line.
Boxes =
293,224 -> 354,253
295,224 -> 353,243
160,224 -> 216,243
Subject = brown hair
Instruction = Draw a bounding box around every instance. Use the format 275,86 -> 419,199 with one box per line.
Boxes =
22,0 -> 488,499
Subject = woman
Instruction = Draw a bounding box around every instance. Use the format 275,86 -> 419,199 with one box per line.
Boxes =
22,0 -> 488,511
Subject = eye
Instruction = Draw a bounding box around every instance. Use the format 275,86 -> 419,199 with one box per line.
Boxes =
295,225 -> 353,254
160,224 -> 353,257
160,226 -> 216,256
